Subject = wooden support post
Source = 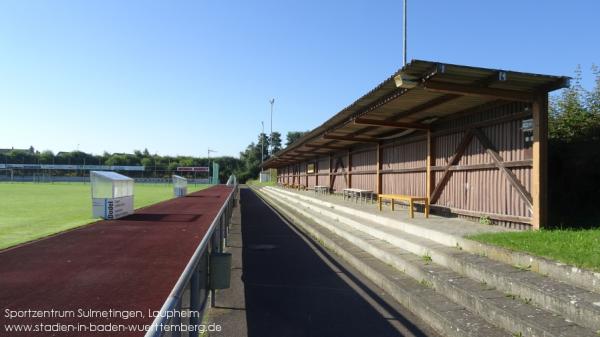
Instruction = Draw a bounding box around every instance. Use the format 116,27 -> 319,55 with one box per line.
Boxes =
328,153 -> 333,191
305,162 -> 309,188
315,160 -> 319,186
426,130 -> 434,198
347,149 -> 352,188
376,143 -> 382,195
532,94 -> 548,230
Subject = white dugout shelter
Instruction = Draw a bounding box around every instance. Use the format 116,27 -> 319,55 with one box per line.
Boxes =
91,171 -> 134,220
172,175 -> 188,197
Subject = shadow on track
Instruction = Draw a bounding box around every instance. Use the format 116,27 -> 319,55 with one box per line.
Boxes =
240,188 -> 436,337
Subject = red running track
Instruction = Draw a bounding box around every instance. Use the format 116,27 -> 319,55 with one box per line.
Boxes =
0,185 -> 232,337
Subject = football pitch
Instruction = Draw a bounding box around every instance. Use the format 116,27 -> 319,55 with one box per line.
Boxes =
0,182 -> 209,250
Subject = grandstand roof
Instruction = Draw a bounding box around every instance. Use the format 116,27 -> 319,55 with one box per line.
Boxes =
263,59 -> 569,168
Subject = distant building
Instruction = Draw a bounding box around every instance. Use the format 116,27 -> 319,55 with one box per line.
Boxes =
0,147 -> 32,154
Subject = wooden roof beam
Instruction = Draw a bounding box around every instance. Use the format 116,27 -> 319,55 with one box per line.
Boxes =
323,134 -> 380,143
295,150 -> 326,155
305,144 -> 347,150
423,81 -> 536,102
280,153 -> 313,159
354,117 -> 430,130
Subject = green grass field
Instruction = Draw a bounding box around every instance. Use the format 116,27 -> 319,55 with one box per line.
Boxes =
469,228 -> 600,272
0,182 -> 209,250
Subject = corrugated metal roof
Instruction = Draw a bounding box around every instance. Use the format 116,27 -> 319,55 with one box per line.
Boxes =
264,59 -> 569,168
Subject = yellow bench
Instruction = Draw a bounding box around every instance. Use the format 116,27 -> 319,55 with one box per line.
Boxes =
378,194 -> 429,218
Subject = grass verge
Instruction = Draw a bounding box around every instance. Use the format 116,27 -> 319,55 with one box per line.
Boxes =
468,228 -> 600,272
0,182 -> 209,250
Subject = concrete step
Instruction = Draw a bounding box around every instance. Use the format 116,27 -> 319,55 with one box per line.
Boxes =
262,186 -> 600,334
256,188 -> 511,337
265,187 -> 600,295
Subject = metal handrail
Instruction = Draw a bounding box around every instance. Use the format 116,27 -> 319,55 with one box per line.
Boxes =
144,183 -> 238,337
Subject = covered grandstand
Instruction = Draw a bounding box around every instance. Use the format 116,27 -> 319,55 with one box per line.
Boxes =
262,60 -> 569,229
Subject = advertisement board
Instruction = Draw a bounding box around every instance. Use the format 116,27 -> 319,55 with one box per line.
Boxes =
176,167 -> 209,172
92,196 -> 134,220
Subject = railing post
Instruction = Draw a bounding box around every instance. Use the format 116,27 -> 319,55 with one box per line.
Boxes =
219,216 -> 225,253
210,228 -> 218,308
171,299 -> 182,337
189,267 -> 200,337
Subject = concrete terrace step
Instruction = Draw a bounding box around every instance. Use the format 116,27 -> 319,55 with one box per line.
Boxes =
256,188 -> 511,337
266,187 -> 600,295
262,186 -> 600,334
260,187 -> 598,337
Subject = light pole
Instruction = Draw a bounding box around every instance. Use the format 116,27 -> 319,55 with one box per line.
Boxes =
261,121 -> 265,167
208,148 -> 217,183
269,98 -> 275,154
403,0 -> 408,66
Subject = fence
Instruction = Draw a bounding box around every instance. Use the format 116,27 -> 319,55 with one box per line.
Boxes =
0,176 -> 213,184
144,182 -> 238,337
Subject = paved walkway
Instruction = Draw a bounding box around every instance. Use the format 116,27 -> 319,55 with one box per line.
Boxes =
209,187 -> 440,337
0,185 -> 233,337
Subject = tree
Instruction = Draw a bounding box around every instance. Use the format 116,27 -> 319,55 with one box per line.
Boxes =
140,157 -> 153,169
104,155 -> 125,166
286,131 -> 308,147
258,133 -> 270,162
549,65 -> 600,141
39,150 -> 55,164
587,64 -> 600,118
237,141 -> 262,182
270,131 -> 282,154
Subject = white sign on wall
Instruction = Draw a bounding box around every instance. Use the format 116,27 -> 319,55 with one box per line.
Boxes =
92,196 -> 134,220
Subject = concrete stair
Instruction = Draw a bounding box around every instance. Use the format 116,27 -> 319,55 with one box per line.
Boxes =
255,186 -> 600,337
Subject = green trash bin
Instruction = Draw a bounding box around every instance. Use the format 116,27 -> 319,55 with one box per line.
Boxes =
209,252 -> 232,290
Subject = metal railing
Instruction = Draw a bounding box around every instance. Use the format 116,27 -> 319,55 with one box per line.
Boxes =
144,182 -> 239,337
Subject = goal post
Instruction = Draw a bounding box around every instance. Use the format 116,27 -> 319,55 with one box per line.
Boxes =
0,169 -> 14,182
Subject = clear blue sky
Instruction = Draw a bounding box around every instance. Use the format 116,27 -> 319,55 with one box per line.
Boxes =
0,0 -> 598,157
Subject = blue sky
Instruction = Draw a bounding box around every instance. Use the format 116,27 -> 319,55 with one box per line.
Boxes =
0,0 -> 598,157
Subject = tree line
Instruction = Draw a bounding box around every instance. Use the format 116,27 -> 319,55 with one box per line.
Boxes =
549,65 -> 600,141
1,131 -> 308,183
547,65 -> 600,228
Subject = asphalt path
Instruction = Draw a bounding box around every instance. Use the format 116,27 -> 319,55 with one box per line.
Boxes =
229,187 -> 439,337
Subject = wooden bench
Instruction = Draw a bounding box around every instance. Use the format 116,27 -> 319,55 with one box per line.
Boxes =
292,184 -> 307,191
283,183 -> 304,190
343,188 -> 375,203
314,185 -> 329,195
377,194 -> 429,218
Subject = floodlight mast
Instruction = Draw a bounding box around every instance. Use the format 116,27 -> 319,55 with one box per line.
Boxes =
261,121 -> 265,167
269,98 -> 275,154
208,148 -> 217,183
403,0 -> 407,66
